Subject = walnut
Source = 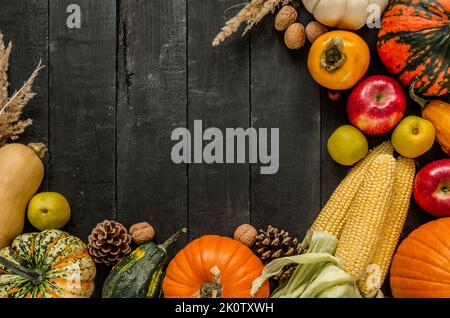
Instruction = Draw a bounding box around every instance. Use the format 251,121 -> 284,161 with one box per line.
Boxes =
129,222 -> 155,245
305,21 -> 328,44
234,224 -> 257,247
284,23 -> 306,50
274,5 -> 298,31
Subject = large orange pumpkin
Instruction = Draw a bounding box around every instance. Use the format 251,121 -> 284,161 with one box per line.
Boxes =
390,218 -> 450,298
162,235 -> 270,298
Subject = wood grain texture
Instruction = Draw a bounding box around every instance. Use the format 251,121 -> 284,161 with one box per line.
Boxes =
187,0 -> 250,240
0,0 -> 49,176
250,10 -> 321,239
116,0 -> 188,253
0,0 -> 448,299
48,0 -> 117,296
0,0 -> 49,236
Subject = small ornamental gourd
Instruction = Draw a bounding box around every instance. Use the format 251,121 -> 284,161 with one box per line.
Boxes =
162,235 -> 270,298
102,228 -> 187,298
0,229 -> 96,298
378,0 -> 450,96
410,81 -> 450,155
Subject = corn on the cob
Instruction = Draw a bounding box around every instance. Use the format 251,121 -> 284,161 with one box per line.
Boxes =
309,141 -> 394,239
358,157 -> 416,296
335,154 -> 396,280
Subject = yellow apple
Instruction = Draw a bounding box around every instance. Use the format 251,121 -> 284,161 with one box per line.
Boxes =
27,192 -> 71,231
391,116 -> 436,158
327,125 -> 369,166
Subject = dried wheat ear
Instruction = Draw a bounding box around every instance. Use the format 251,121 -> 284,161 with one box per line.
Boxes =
212,0 -> 290,47
0,32 -> 44,146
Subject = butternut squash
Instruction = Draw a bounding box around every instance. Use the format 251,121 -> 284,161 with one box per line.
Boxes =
0,143 -> 46,248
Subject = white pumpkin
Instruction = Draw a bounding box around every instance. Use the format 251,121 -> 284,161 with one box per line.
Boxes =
302,0 -> 389,30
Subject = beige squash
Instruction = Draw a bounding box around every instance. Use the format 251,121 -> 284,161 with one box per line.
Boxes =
0,143 -> 46,248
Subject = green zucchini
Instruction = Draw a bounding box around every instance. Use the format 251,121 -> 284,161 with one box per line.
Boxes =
102,228 -> 187,298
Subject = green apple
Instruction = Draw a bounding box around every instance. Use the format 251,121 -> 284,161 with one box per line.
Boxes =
327,125 -> 369,166
27,192 -> 71,231
391,116 -> 436,158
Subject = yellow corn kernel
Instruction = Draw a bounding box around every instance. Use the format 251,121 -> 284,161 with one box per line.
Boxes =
335,154 -> 396,280
358,157 -> 416,296
309,141 -> 394,239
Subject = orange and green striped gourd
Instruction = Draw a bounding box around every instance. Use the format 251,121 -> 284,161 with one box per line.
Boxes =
0,230 -> 96,298
377,0 -> 449,96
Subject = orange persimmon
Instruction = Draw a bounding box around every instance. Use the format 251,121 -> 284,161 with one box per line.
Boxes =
307,30 -> 370,90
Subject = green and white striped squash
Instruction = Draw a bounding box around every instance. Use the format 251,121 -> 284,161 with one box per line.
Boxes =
0,229 -> 96,298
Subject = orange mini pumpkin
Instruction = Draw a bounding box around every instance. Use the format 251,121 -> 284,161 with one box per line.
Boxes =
390,218 -> 450,298
410,82 -> 450,155
422,100 -> 450,155
162,235 -> 270,298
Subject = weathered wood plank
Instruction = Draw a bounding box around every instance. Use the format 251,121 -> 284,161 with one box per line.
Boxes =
116,0 -> 188,253
187,0 -> 251,240
0,0 -> 49,176
0,0 -> 446,299
0,0 -> 49,236
49,0 -> 116,296
250,10 -> 321,239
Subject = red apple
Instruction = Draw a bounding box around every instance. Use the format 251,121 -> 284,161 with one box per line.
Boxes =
347,75 -> 406,135
414,159 -> 450,217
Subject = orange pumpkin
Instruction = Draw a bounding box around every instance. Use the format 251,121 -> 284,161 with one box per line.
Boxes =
162,235 -> 270,298
422,100 -> 450,155
390,218 -> 450,298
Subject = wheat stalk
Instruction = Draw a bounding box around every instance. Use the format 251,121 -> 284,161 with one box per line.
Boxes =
0,33 -> 12,108
0,60 -> 44,116
212,0 -> 266,47
0,32 -> 44,146
243,0 -> 289,35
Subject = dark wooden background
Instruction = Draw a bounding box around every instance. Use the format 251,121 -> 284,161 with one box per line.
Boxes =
1,0 -> 448,297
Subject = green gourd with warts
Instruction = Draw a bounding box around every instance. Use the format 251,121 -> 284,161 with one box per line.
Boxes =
102,228 -> 187,298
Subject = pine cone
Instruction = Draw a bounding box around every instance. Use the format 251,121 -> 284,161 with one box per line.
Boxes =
255,225 -> 304,281
88,220 -> 132,266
